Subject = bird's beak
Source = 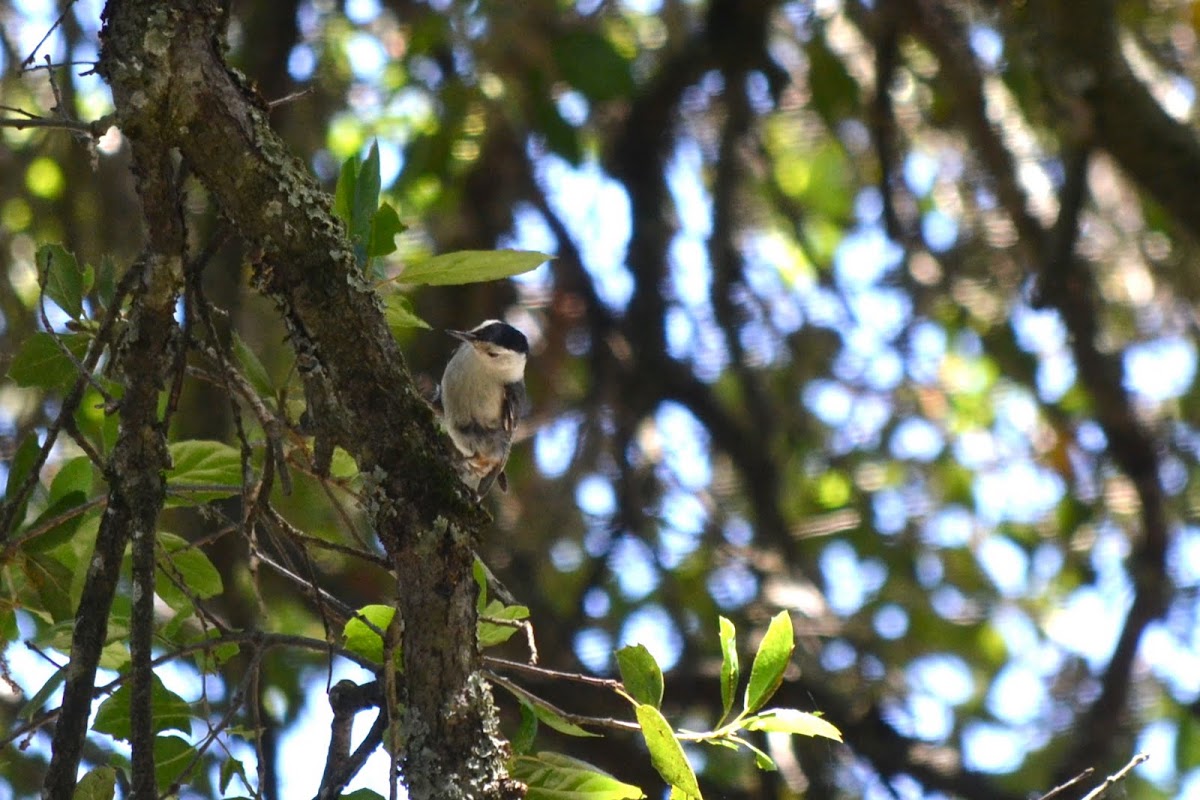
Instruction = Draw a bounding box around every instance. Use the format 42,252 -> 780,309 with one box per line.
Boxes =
446,329 -> 476,343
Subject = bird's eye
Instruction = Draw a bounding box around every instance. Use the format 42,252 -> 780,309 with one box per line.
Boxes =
488,352 -> 500,359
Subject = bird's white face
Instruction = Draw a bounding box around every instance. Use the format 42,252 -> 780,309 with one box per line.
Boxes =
472,341 -> 527,383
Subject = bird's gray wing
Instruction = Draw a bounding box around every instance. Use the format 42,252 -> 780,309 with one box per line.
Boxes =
502,381 -> 527,432
492,381 -> 528,494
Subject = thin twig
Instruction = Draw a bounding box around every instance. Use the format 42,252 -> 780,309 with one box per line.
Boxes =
1037,767 -> 1095,800
24,641 -> 65,670
265,505 -> 389,568
0,113 -> 112,135
20,59 -> 97,72
268,87 -> 313,108
21,1 -> 80,67
482,656 -> 626,691
486,672 -> 640,733
1079,754 -> 1149,800
1,495 -> 106,558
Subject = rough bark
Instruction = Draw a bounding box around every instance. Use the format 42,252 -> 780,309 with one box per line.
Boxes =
93,1 -> 519,797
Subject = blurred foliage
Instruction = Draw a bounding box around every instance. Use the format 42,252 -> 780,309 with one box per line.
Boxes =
3,0 -> 1200,798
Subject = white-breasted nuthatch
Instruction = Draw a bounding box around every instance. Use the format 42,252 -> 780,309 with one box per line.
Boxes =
433,319 -> 529,498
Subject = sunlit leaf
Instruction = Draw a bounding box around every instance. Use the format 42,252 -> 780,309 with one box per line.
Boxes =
744,611 -> 793,715
743,708 -> 843,742
383,293 -> 432,334
635,704 -> 701,799
343,604 -> 398,665
478,599 -> 530,648
616,644 -> 664,709
166,440 -> 241,506
738,738 -> 777,772
717,617 -> 738,723
396,249 -> 551,286
511,751 -> 646,799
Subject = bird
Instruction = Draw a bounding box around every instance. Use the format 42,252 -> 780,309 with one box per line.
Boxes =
433,319 -> 529,498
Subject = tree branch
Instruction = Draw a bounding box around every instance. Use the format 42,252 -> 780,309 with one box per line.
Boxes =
94,2 -> 516,797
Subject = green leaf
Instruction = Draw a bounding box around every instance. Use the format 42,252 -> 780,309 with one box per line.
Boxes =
332,141 -> 384,269
532,93 -> 583,166
3,434 -> 41,530
512,701 -> 538,756
157,532 -> 224,610
38,243 -> 92,320
94,255 -> 117,309
154,734 -> 199,789
511,751 -> 646,800
341,791 -> 387,800
333,154 -> 357,224
19,665 -> 66,720
185,626 -> 239,674
383,293 -> 432,335
21,490 -> 90,554
743,708 -> 843,742
552,31 -> 634,102
635,704 -> 701,799
23,552 -> 75,621
478,599 -> 530,648
49,456 -> 94,504
369,201 -> 404,259
495,682 -> 599,738
354,142 -> 383,247
219,756 -> 251,794
7,332 -> 92,390
806,36 -> 860,124
616,644 -> 664,709
92,674 -> 193,740
166,440 -> 241,506
474,557 -> 490,611
397,249 -> 551,286
73,765 -> 116,800
744,611 -> 794,715
232,332 -> 275,398
99,640 -> 130,672
717,617 -> 739,723
343,604 -> 397,665
736,738 -> 777,772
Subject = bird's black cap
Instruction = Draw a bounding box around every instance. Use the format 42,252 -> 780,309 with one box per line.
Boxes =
450,320 -> 529,354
